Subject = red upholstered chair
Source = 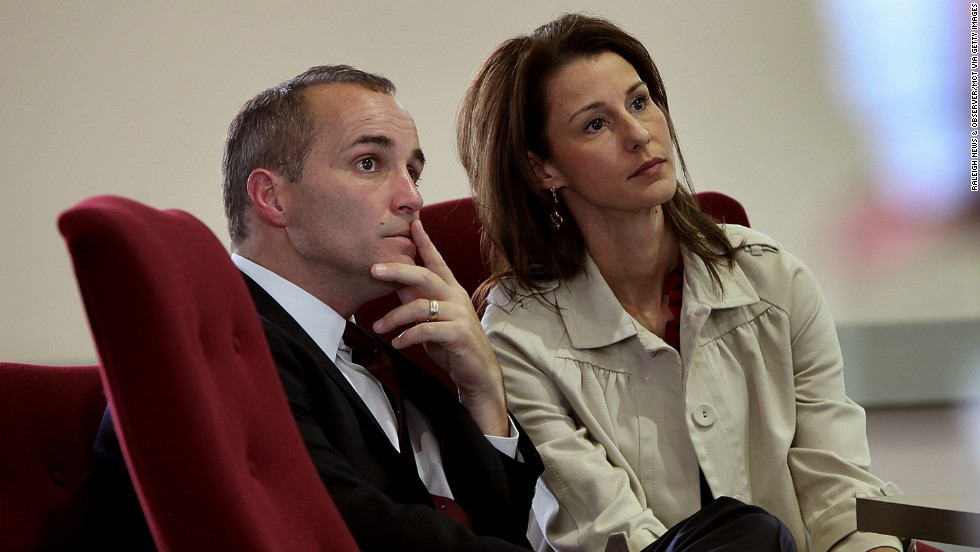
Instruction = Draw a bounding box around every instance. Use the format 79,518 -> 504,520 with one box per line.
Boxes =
354,191 -> 749,388
0,362 -> 105,552
695,191 -> 750,227
58,195 -> 358,552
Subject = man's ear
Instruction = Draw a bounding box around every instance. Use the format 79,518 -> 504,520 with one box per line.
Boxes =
527,151 -> 563,191
246,169 -> 288,228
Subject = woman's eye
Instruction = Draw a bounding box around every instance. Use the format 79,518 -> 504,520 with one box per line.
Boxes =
630,95 -> 648,112
357,157 -> 376,171
585,118 -> 604,133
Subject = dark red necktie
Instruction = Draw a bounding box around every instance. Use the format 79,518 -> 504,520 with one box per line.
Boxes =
343,321 -> 411,462
342,322 -> 474,530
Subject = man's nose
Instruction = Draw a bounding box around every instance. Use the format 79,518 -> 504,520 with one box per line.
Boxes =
392,169 -> 423,214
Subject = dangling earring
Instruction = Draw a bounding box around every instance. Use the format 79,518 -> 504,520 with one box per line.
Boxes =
549,187 -> 564,230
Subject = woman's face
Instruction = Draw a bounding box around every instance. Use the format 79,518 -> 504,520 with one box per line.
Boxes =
531,51 -> 677,222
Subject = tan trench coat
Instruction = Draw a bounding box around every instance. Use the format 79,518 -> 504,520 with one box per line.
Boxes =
484,225 -> 902,552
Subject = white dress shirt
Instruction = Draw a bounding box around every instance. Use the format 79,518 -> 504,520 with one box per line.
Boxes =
232,254 -> 518,498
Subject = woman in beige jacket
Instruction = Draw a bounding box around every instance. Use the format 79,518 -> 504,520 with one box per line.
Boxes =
457,13 -> 904,552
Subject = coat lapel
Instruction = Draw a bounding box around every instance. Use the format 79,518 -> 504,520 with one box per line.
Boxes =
240,272 -> 393,441
390,345 -> 516,530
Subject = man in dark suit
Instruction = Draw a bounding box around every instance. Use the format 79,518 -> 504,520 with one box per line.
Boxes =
220,65 -> 542,551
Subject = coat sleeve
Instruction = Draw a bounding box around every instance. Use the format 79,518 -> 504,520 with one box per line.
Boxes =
485,303 -> 666,552
776,250 -> 903,552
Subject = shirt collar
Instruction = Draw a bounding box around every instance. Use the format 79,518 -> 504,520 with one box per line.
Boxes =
557,253 -> 639,349
679,239 -> 759,310
555,240 -> 760,350
231,253 -> 347,362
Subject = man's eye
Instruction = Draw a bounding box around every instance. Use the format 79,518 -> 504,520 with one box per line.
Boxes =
357,158 -> 376,171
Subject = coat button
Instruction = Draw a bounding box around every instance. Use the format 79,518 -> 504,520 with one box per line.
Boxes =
692,404 -> 716,427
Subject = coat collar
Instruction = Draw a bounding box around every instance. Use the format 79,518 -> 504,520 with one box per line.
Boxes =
555,240 -> 760,350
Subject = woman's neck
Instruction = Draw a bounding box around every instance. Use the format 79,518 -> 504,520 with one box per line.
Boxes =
579,206 -> 680,335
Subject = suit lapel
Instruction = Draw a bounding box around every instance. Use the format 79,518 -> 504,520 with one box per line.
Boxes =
240,272 -> 393,440
389,348 -> 513,525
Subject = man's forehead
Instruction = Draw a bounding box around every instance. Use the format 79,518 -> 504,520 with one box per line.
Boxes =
305,83 -> 412,126
306,83 -> 419,149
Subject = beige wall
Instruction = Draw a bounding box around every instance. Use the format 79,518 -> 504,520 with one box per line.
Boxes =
1,1 -> 977,364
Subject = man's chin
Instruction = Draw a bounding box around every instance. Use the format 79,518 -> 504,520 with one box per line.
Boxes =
390,253 -> 418,266
357,278 -> 403,307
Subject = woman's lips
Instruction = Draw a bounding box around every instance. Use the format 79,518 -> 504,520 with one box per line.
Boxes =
630,158 -> 666,178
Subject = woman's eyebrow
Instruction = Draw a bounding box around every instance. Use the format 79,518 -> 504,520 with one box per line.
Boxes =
568,80 -> 647,123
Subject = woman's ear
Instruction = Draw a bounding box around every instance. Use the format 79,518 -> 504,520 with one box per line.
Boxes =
246,168 -> 288,228
527,151 -> 563,191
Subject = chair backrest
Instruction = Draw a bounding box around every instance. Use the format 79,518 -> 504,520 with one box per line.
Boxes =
0,362 -> 105,552
58,195 -> 358,552
354,191 -> 750,385
694,191 -> 750,227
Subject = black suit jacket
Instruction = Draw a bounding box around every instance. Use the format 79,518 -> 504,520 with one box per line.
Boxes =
243,274 -> 542,551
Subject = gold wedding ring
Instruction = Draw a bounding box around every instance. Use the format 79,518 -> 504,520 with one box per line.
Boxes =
426,299 -> 439,322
